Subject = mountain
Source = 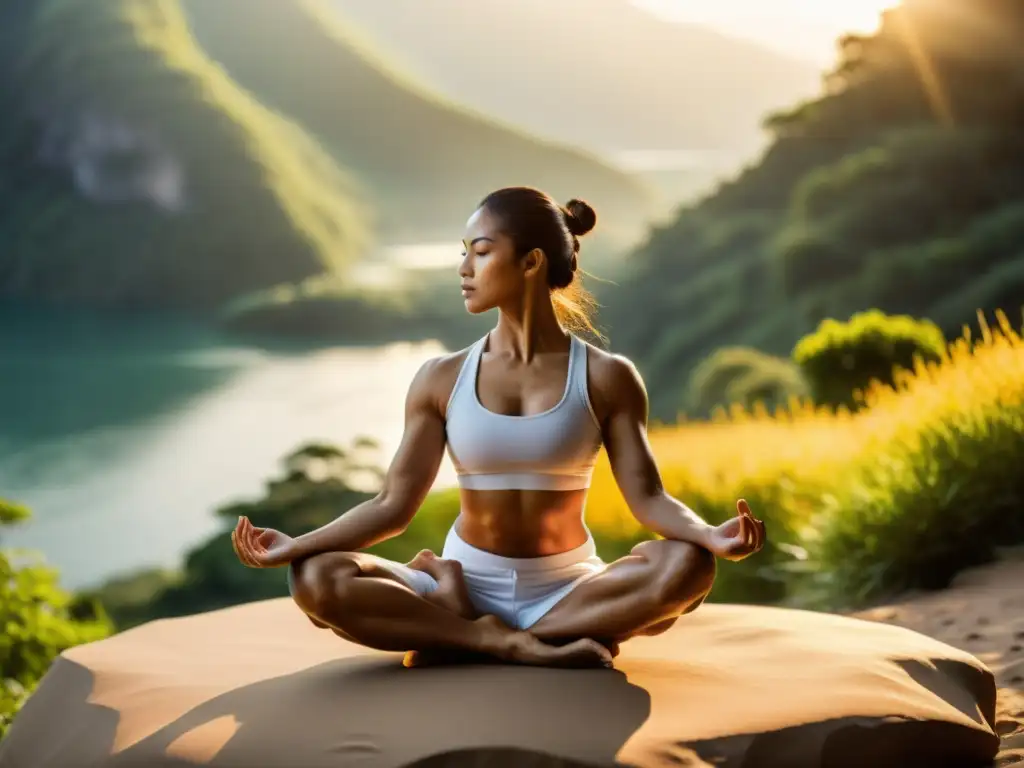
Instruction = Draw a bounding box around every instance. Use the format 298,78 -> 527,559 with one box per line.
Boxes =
179,0 -> 656,247
601,0 -> 1024,418
325,0 -> 822,160
0,0 -> 369,310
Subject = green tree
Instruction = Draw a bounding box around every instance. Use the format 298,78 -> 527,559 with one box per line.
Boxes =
686,346 -> 809,417
792,309 -> 946,410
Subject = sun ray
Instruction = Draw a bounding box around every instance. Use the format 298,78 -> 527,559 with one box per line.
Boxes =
891,6 -> 955,124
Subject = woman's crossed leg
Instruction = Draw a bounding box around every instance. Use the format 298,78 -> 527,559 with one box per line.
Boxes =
288,549 -> 613,668
288,538 -> 716,666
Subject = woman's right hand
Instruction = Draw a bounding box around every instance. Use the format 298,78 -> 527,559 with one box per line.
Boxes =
231,516 -> 297,568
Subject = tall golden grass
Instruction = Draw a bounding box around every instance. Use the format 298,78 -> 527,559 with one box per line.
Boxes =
581,311 -> 1024,607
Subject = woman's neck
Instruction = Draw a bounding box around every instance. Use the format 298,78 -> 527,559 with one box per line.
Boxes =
492,293 -> 567,362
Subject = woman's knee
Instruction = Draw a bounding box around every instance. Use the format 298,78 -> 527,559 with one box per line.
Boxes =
637,539 -> 717,607
288,552 -> 359,617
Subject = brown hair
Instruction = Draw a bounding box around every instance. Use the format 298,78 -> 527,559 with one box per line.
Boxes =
478,186 -> 602,340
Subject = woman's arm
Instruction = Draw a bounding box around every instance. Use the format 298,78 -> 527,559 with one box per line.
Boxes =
594,354 -> 716,547
287,356 -> 451,559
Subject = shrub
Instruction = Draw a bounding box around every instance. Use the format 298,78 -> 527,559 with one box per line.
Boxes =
686,346 -> 809,417
723,364 -> 810,416
1,505 -> 112,739
792,309 -> 946,410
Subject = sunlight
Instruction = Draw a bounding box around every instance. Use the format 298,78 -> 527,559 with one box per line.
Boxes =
632,0 -> 894,62
165,715 -> 241,763
633,0 -> 890,31
802,0 -> 893,31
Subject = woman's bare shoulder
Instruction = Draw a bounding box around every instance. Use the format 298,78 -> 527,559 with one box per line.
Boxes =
408,343 -> 477,413
580,341 -> 648,419
582,342 -> 643,386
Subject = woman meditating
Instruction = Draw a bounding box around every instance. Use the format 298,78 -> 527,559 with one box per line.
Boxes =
231,187 -> 766,669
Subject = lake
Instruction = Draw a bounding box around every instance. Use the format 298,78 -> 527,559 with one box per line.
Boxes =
0,309 -> 456,590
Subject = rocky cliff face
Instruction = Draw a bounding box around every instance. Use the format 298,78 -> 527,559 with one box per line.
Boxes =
35,110 -> 186,213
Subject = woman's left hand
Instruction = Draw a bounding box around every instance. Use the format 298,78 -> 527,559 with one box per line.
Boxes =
231,516 -> 297,568
705,499 -> 766,562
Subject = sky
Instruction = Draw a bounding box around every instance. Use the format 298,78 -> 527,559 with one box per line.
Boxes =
631,0 -> 893,64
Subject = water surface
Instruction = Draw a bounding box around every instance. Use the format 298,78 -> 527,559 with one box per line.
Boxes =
0,309 -> 454,589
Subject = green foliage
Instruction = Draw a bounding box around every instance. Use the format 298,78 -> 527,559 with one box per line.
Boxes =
792,309 -> 946,410
809,404 -> 1024,605
725,365 -> 809,416
791,316 -> 1024,607
0,505 -> 112,739
0,499 -> 29,526
686,346 -> 809,417
770,222 -> 858,296
867,201 -> 1024,326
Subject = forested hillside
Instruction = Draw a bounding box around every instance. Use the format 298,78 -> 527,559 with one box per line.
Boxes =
0,0 -> 368,309
604,0 -> 1024,418
179,0 -> 654,245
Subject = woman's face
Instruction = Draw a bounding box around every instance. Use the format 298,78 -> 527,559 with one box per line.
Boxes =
459,207 -> 533,315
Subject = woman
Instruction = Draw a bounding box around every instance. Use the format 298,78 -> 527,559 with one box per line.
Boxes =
231,187 -> 766,669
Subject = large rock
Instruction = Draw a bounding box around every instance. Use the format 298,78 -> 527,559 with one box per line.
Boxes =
0,599 -> 1000,767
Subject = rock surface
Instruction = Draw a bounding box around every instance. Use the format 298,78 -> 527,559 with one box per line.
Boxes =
0,600 -> 1000,767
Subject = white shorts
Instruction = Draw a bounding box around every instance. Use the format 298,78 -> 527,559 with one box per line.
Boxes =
376,526 -> 606,630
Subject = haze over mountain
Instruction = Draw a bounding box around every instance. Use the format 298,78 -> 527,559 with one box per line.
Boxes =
326,0 -> 823,161
180,0 -> 655,246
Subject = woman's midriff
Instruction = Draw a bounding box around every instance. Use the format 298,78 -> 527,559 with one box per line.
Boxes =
454,488 -> 590,558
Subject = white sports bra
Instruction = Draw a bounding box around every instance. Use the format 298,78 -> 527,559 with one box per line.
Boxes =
445,333 -> 603,491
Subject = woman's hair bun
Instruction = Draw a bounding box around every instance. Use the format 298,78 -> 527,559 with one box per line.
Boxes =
563,198 -> 597,237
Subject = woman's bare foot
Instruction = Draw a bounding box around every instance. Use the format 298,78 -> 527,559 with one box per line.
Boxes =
405,616 -> 612,669
506,633 -> 613,668
407,550 -> 477,619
